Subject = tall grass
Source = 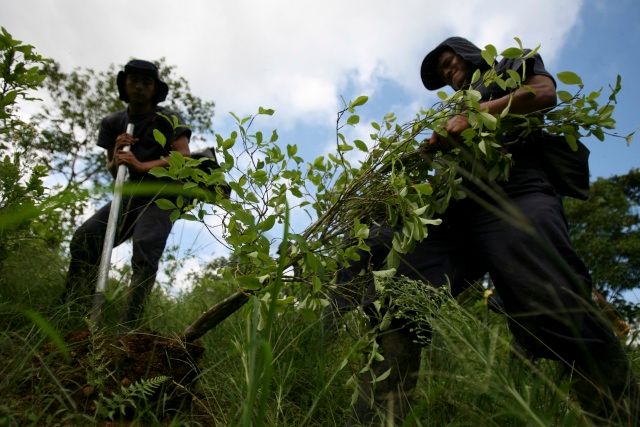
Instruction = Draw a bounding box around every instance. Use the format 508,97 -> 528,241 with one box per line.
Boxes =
1,242 -> 637,425
400,283 -> 587,426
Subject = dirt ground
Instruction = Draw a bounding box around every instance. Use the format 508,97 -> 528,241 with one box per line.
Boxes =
41,329 -> 205,418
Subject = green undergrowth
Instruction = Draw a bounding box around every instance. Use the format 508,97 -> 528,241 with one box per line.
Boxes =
2,272 -> 637,426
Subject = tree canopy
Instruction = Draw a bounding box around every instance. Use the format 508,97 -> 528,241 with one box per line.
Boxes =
28,58 -> 216,191
565,169 -> 640,321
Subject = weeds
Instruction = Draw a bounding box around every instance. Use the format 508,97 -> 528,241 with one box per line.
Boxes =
95,375 -> 170,420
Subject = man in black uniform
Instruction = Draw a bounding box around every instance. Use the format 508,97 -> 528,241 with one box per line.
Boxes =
63,59 -> 190,326
339,37 -> 638,424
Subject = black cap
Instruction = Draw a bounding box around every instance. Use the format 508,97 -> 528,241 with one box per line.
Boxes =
116,59 -> 169,103
420,37 -> 488,90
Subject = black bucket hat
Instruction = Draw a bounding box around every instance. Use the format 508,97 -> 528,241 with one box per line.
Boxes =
116,59 -> 169,103
420,36 -> 489,90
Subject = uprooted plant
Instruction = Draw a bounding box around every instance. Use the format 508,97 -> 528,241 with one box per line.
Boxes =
150,38 -> 632,341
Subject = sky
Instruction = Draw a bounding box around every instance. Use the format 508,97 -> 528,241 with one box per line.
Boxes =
3,0 -> 640,294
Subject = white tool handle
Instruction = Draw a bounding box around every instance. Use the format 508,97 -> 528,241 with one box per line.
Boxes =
94,123 -> 134,298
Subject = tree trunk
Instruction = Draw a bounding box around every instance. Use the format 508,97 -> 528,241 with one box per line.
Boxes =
182,291 -> 251,342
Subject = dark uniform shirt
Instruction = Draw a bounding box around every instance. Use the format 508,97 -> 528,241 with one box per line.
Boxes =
97,106 -> 191,182
438,38 -> 558,201
478,52 -> 557,198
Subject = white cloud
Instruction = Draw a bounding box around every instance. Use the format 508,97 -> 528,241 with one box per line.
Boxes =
4,0 -> 583,131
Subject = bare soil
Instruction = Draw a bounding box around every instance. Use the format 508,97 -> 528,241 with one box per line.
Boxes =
40,329 -> 205,419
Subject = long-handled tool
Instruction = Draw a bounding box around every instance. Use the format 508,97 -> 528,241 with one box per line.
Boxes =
90,123 -> 135,323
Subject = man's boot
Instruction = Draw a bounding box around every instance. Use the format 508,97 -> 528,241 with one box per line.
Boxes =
351,328 -> 422,425
121,271 -> 156,327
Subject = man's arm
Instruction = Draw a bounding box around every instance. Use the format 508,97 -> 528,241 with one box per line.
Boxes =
106,132 -> 137,178
429,74 -> 557,146
480,74 -> 556,115
107,147 -> 117,178
114,135 -> 190,175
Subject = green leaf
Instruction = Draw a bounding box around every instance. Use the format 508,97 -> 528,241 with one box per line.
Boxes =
347,115 -> 360,125
482,44 -> 497,65
437,90 -> 449,100
1,89 -> 18,105
183,182 -> 197,190
338,144 -> 353,151
413,205 -> 428,215
420,217 -> 442,226
290,186 -> 303,197
287,144 -> 297,157
609,74 -> 622,102
598,104 -> 615,120
592,128 -> 605,141
223,151 -> 234,169
557,90 -> 573,103
245,192 -> 259,203
259,215 -> 276,231
494,77 -> 507,91
506,69 -> 521,84
499,95 -> 512,118
467,112 -> 479,128
235,210 -> 255,226
479,112 -> 497,130
351,95 -> 368,107
155,198 -> 177,210
556,71 -> 583,86
270,130 -> 279,142
180,213 -> 198,221
258,106 -> 275,115
353,139 -> 368,152
149,167 -> 170,178
252,170 -> 268,185
466,89 -> 482,103
564,133 -> 578,151
344,246 -> 361,261
501,47 -> 523,59
625,132 -> 634,146
153,129 -> 166,147
376,367 -> 392,382
313,156 -> 325,170
588,89 -> 602,101
372,268 -> 396,278
237,275 -> 262,290
478,139 -> 487,155
229,112 -> 241,123
413,183 -> 433,195
513,36 -> 523,49
386,248 -> 400,269
353,219 -> 370,239
470,69 -> 481,85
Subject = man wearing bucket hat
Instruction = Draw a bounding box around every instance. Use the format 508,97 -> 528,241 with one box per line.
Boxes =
339,38 -> 638,424
62,59 -> 191,326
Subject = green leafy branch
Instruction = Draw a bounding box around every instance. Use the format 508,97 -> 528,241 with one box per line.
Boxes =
0,26 -> 50,123
155,38 -> 631,332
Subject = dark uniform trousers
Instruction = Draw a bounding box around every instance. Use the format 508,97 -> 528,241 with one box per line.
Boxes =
332,191 -> 638,424
63,195 -> 173,325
